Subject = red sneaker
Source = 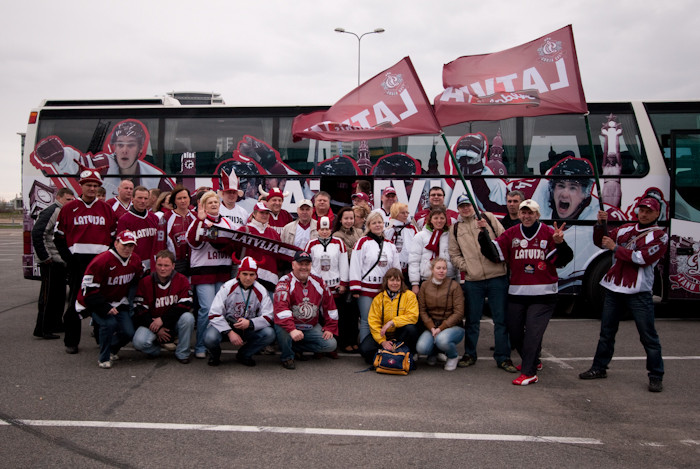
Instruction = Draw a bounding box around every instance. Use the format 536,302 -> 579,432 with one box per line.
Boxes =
512,374 -> 538,386
515,362 -> 543,372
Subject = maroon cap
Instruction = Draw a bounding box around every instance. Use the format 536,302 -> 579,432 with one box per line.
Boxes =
639,197 -> 660,212
79,168 -> 104,186
116,230 -> 137,245
383,187 -> 397,195
351,192 -> 370,204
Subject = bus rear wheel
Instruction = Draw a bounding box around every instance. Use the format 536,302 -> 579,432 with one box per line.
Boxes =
583,253 -> 613,317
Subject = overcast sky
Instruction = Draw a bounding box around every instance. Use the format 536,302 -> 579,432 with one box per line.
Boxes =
2,0 -> 699,201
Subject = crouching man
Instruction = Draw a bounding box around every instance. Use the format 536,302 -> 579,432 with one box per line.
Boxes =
76,230 -> 142,369
204,257 -> 275,367
133,250 -> 195,364
273,251 -> 338,370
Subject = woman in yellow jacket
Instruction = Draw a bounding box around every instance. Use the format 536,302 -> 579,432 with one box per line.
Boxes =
358,267 -> 421,364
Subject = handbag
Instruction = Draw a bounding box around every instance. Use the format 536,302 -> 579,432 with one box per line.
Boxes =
373,341 -> 415,375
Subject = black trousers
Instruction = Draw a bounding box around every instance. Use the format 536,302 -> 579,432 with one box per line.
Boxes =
34,261 -> 67,336
63,254 -> 96,348
506,297 -> 555,377
359,323 -> 420,365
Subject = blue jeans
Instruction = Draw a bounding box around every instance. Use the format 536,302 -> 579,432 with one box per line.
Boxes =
357,295 -> 374,343
204,324 -> 276,360
274,324 -> 337,362
194,282 -> 223,355
91,306 -> 135,363
463,275 -> 510,363
416,326 -> 465,359
592,290 -> 664,379
132,312 -> 195,360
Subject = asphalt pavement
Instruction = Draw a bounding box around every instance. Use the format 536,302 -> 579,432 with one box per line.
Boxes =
0,229 -> 698,468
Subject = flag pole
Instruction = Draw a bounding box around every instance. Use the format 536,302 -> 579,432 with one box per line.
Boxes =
584,112 -> 607,234
440,131 -> 482,220
584,113 -> 604,211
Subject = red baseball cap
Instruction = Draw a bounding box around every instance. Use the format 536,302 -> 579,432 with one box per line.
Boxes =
639,197 -> 660,212
116,230 -> 137,245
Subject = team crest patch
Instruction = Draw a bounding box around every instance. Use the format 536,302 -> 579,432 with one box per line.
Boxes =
524,264 -> 535,274
537,261 -> 547,271
540,240 -> 548,249
512,238 -> 521,248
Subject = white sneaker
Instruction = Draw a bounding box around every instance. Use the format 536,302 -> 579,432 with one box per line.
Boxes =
109,353 -> 120,361
444,357 -> 459,371
162,343 -> 177,352
437,353 -> 448,363
98,360 -> 112,369
195,352 -> 207,359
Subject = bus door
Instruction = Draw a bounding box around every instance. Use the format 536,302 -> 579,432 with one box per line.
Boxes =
667,130 -> 700,300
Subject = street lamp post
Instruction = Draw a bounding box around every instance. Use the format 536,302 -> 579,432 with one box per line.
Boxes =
334,27 -> 385,86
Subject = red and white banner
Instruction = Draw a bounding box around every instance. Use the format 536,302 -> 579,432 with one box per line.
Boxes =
293,57 -> 441,142
434,25 -> 588,126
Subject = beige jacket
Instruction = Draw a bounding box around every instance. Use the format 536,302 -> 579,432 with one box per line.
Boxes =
448,211 -> 507,281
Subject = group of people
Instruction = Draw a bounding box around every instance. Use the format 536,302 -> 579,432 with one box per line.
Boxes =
31,170 -> 668,391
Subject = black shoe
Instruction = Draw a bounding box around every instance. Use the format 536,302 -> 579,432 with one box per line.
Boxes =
648,377 -> 663,393
176,355 -> 191,364
42,333 -> 60,340
579,368 -> 607,380
498,359 -> 518,373
281,359 -> 296,370
65,346 -> 79,354
207,356 -> 220,367
457,354 -> 476,368
295,352 -> 309,361
236,355 -> 256,367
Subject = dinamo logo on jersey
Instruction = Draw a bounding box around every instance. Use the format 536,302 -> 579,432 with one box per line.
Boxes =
292,297 -> 318,320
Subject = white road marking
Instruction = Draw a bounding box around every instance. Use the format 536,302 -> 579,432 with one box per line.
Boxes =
1,419 -> 603,445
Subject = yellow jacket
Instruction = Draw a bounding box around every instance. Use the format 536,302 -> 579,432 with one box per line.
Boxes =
367,290 -> 419,344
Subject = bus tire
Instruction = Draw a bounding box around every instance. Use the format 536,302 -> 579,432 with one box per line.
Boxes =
583,253 -> 613,317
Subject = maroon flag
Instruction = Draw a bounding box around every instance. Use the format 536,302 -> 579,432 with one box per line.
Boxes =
293,57 -> 441,142
434,25 -> 588,126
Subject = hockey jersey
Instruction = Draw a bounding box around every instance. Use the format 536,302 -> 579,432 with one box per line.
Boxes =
208,278 -> 274,333
76,249 -> 143,316
117,208 -> 162,271
219,203 -> 249,230
349,236 -> 400,297
594,222 -> 668,294
305,237 -> 349,292
273,272 -> 338,335
134,271 -> 193,329
492,223 -> 571,296
55,197 -> 117,255
186,215 -> 235,285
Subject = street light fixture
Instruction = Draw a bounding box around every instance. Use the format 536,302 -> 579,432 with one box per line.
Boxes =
334,27 -> 385,86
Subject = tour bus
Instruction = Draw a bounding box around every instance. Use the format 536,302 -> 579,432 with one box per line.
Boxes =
20,97 -> 700,310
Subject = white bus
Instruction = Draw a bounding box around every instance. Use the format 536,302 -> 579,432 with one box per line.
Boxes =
20,97 -> 700,308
